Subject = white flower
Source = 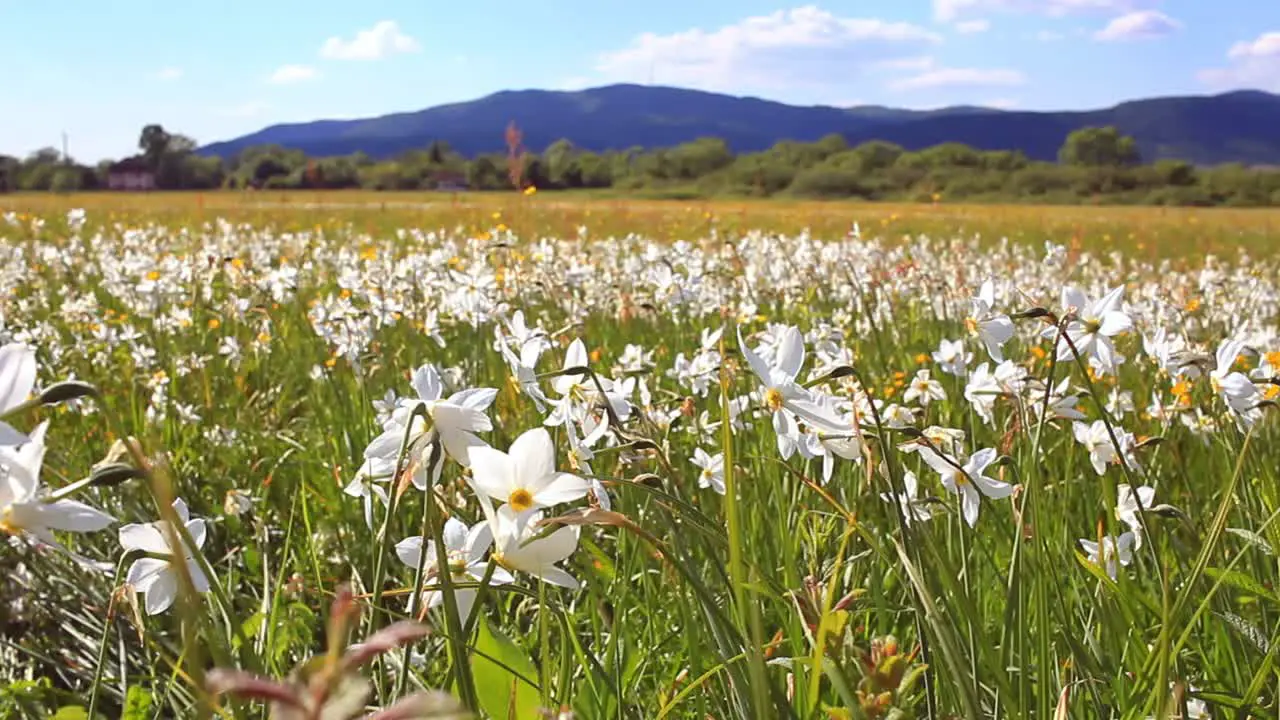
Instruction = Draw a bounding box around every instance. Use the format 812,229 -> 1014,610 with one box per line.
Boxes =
1073,420 -> 1121,475
903,369 -> 946,407
1116,483 -> 1155,545
119,498 -> 211,615
0,422 -> 115,545
1053,285 -> 1132,373
487,504 -> 580,589
467,428 -> 589,513
1028,377 -> 1086,421
545,339 -> 631,436
963,362 -> 1002,425
222,489 -> 254,517
964,279 -> 1015,362
395,517 -> 512,624
0,343 -> 37,445
1209,339 -> 1261,415
932,338 -> 972,378
919,447 -> 1013,528
496,327 -> 550,412
738,325 -> 851,459
363,364 -> 496,488
880,470 -> 933,526
1079,531 -> 1135,580
1105,388 -> 1135,420
691,447 -> 725,494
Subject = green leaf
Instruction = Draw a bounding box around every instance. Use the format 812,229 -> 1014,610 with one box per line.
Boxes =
1204,567 -> 1279,604
121,686 -> 154,720
473,619 -> 542,720
1227,527 -> 1275,555
52,707 -> 88,720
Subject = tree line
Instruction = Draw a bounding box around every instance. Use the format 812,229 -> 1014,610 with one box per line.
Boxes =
3,123 -> 1280,207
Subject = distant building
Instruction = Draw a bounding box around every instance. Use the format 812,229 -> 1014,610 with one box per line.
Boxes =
432,170 -> 469,192
106,157 -> 156,191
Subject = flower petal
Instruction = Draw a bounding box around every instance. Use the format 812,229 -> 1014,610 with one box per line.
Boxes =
119,523 -> 170,554
0,343 -> 36,414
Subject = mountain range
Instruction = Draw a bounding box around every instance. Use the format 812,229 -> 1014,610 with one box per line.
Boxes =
198,84 -> 1280,167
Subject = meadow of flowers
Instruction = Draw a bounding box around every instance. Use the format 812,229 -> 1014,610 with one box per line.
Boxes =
1,203 -> 1278,719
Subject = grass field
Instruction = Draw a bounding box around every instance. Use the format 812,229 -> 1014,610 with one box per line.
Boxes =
4,190 -> 1280,257
2,193 -> 1279,719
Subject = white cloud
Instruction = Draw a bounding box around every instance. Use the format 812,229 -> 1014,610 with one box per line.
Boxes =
1228,32 -> 1280,59
267,64 -> 318,84
320,20 -> 420,60
1198,31 -> 1280,92
884,56 -> 1026,91
156,67 -> 183,81
593,6 -> 941,94
1093,10 -> 1179,41
934,0 -> 1154,22
985,97 -> 1020,109
955,19 -> 991,33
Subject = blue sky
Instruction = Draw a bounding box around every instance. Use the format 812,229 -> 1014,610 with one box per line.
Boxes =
3,0 -> 1278,162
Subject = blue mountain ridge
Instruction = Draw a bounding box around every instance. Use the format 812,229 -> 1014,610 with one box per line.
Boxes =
198,84 -> 1280,166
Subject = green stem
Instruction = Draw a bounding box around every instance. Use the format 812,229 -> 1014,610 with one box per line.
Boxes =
87,558 -> 128,719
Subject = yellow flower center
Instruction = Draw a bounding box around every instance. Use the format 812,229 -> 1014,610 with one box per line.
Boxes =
0,506 -> 18,535
508,488 -> 534,512
763,387 -> 785,412
964,317 -> 979,336
1083,318 -> 1102,334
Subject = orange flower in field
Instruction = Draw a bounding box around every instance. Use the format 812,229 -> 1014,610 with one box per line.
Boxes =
523,185 -> 537,196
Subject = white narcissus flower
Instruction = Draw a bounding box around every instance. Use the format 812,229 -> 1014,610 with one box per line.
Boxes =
963,362 -> 1002,426
690,447 -> 725,494
932,338 -> 972,378
1116,484 -> 1155,546
1029,377 -> 1086,421
1209,339 -> 1261,413
486,504 -> 580,589
0,343 -> 37,445
496,328 -> 549,412
343,455 -> 393,529
0,422 -> 115,544
919,447 -> 1013,528
1079,531 -> 1136,580
880,470 -> 933,526
119,498 -> 211,615
1073,420 -> 1120,475
903,369 -> 946,407
467,428 -> 589,513
738,326 -> 851,459
964,279 -> 1015,362
363,364 -> 496,488
544,339 -> 631,435
1053,285 -> 1133,373
395,517 -> 512,624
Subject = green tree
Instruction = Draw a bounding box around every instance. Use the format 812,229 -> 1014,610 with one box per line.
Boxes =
1058,126 -> 1141,167
138,124 -> 173,169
